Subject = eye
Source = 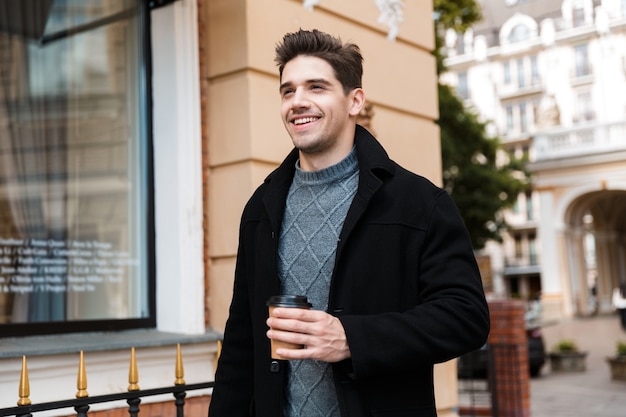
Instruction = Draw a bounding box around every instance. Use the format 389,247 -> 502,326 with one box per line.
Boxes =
281,88 -> 294,98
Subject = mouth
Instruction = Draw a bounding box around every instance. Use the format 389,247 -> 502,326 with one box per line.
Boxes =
292,116 -> 320,126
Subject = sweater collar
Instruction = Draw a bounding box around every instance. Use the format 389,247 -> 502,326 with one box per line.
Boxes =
265,125 -> 395,187
293,147 -> 358,185
262,125 -> 396,237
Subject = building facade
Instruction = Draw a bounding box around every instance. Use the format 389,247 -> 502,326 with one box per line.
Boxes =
1,1 -> 461,415
442,0 -> 626,322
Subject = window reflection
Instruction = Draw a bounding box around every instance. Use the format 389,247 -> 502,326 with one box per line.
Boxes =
0,0 -> 149,329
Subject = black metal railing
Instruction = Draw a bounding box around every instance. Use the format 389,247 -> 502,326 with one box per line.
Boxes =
458,344 -> 493,417
458,342 -> 530,417
0,343 -> 218,417
0,381 -> 214,417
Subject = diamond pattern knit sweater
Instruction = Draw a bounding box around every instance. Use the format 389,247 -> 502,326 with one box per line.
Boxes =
278,148 -> 358,417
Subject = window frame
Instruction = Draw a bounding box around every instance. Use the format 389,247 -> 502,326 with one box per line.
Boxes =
0,1 -> 157,337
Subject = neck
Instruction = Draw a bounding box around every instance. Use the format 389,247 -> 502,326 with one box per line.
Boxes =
299,144 -> 353,171
298,126 -> 356,171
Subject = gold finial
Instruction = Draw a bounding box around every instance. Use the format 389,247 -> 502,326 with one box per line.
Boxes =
76,351 -> 89,398
17,355 -> 31,406
128,347 -> 140,391
213,340 -> 222,372
174,343 -> 185,385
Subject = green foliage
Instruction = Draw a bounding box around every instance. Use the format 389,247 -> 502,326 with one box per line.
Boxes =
437,83 -> 529,249
553,339 -> 579,353
433,0 -> 482,32
433,0 -> 529,250
617,341 -> 626,356
433,0 -> 482,74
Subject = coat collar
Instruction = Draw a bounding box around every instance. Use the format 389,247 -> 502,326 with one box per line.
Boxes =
262,125 -> 396,232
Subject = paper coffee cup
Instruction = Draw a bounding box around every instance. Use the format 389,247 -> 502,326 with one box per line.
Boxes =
267,295 -> 312,360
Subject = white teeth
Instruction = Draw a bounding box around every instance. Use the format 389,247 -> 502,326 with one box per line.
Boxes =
293,117 -> 317,125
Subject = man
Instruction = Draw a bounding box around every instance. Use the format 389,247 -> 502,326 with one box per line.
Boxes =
208,29 -> 490,417
612,284 -> 626,331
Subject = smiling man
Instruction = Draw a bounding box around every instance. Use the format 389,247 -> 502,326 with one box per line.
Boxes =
208,29 -> 490,417
279,54 -> 361,171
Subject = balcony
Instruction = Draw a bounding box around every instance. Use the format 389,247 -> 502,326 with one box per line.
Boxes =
504,255 -> 541,276
497,81 -> 543,100
533,120 -> 626,161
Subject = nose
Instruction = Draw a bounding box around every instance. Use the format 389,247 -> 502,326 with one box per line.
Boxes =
291,87 -> 309,108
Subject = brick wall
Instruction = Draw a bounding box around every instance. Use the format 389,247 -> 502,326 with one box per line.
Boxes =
488,300 -> 531,417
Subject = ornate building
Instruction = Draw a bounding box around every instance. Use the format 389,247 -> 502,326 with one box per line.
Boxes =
442,0 -> 626,321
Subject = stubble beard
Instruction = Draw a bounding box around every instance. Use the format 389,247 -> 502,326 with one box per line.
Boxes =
291,131 -> 334,156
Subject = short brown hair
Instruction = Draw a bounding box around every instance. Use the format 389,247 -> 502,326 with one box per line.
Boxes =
275,29 -> 363,95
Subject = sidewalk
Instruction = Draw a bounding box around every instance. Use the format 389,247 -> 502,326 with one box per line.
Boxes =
531,314 -> 626,417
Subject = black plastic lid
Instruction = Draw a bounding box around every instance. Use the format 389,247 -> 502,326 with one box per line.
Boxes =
266,295 -> 312,308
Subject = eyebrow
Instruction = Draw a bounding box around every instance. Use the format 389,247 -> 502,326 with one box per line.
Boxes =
279,78 -> 333,92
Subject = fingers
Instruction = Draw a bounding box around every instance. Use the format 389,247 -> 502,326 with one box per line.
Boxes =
265,308 -> 317,346
267,307 -> 317,331
266,328 -> 310,350
266,311 -> 351,362
269,306 -> 318,321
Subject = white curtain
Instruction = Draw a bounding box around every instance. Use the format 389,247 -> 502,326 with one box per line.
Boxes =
0,32 -> 68,322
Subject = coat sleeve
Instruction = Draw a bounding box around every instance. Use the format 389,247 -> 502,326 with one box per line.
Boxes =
340,190 -> 490,380
208,219 -> 255,417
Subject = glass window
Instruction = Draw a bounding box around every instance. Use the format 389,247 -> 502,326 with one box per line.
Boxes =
512,195 -> 520,214
517,58 -> 525,88
530,55 -> 539,85
525,191 -> 533,221
506,105 -> 514,131
508,24 -> 530,43
531,99 -> 540,128
0,0 -> 153,336
572,3 -> 586,27
574,44 -> 591,77
514,234 -> 523,258
456,32 -> 465,55
519,102 -> 527,133
503,60 -> 511,84
510,277 -> 520,298
576,91 -> 594,122
529,234 -> 537,265
457,71 -> 469,100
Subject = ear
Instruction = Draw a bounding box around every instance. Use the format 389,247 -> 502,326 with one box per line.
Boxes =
348,88 -> 365,117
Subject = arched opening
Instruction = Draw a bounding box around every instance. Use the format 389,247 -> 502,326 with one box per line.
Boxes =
564,190 -> 626,316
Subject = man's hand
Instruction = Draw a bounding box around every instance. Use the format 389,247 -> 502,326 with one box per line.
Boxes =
266,308 -> 351,362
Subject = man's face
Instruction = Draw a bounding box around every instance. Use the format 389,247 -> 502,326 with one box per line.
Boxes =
279,55 -> 362,170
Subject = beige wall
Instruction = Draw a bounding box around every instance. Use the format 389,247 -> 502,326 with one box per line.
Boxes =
202,0 -> 454,413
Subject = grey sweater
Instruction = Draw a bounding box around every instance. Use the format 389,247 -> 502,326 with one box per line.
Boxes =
278,148 -> 358,417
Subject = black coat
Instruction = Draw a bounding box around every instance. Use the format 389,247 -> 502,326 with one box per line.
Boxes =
209,125 -> 490,417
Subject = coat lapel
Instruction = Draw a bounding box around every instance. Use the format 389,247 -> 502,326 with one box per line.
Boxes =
338,125 -> 394,249
262,148 -> 298,234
